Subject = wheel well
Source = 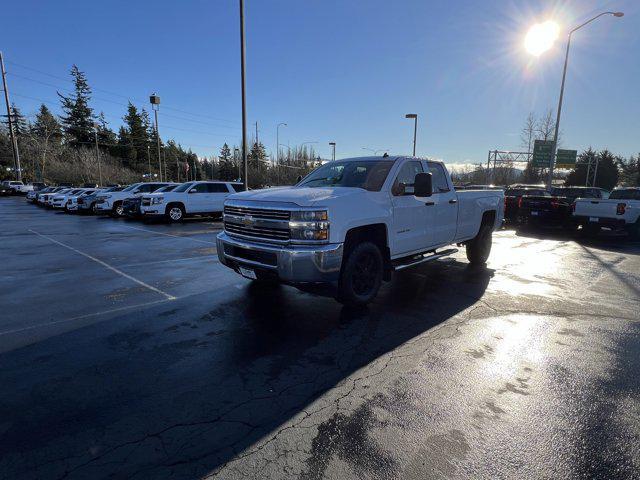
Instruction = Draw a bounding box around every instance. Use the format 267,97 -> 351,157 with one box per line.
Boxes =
481,210 -> 496,227
166,202 -> 185,212
344,224 -> 392,280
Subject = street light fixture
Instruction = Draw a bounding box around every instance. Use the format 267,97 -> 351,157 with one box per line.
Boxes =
149,93 -> 162,182
527,11 -> 624,187
329,142 -> 336,161
405,114 -> 417,156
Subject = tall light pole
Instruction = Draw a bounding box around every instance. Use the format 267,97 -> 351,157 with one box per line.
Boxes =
1,52 -> 21,182
239,0 -> 249,190
276,122 -> 287,185
93,122 -> 102,186
545,11 -> 624,188
147,145 -> 151,181
150,93 -> 162,182
405,113 -> 418,156
329,142 -> 336,161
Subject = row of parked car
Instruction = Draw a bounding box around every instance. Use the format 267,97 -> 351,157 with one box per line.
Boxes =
22,180 -> 245,222
501,184 -> 640,239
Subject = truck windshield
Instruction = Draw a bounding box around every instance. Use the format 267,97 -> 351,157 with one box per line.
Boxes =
298,160 -> 394,191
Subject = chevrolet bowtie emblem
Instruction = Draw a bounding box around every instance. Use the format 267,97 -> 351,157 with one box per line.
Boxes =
241,215 -> 255,226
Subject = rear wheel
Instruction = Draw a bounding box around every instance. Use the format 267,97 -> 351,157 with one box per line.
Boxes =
166,204 -> 185,222
627,219 -> 640,241
466,224 -> 493,265
581,223 -> 601,237
337,241 -> 383,306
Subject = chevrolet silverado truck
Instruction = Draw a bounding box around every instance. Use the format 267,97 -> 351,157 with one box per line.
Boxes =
573,187 -> 640,238
216,156 -> 504,305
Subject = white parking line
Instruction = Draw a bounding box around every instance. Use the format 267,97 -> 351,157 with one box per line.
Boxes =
0,298 -> 174,336
118,256 -> 218,268
119,225 -> 218,245
29,229 -> 176,300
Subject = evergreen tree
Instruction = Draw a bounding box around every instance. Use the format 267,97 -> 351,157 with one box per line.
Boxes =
122,103 -> 151,170
6,103 -> 28,137
30,104 -> 62,143
218,143 -> 235,180
58,65 -> 94,146
95,112 -> 116,147
117,126 -> 134,169
566,149 -> 619,190
248,141 -> 267,169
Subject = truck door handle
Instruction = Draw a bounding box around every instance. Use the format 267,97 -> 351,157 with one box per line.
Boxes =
425,201 -> 435,206
449,199 -> 457,204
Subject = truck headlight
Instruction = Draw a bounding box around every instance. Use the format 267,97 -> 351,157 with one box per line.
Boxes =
290,210 -> 329,241
290,210 -> 328,221
152,197 -> 164,204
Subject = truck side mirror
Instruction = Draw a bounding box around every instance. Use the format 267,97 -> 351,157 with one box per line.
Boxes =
414,172 -> 433,197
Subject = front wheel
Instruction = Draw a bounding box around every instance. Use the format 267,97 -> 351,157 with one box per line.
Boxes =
627,220 -> 640,241
111,202 -> 124,217
337,242 -> 383,306
166,204 -> 185,222
466,224 -> 493,265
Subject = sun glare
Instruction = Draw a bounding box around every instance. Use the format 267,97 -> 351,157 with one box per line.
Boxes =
524,20 -> 560,56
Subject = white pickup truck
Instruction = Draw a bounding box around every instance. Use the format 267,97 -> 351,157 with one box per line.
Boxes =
216,156 -> 504,305
573,187 -> 640,239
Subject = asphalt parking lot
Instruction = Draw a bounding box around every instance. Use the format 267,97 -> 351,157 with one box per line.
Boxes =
1,196 -> 639,479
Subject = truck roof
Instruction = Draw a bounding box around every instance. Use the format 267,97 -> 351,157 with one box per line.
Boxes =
335,155 -> 441,164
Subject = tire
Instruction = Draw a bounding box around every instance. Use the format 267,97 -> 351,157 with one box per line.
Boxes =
627,220 -> 640,241
581,224 -> 601,237
466,224 -> 493,265
166,204 -> 185,223
111,202 -> 124,218
337,241 -> 383,306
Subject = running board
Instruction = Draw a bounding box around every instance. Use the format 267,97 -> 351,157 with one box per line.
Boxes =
392,248 -> 458,271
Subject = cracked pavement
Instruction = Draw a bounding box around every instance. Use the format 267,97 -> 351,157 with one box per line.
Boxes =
1,197 -> 639,479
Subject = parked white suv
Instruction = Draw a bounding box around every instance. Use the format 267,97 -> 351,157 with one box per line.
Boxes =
51,188 -> 86,209
139,181 -> 243,222
94,182 -> 171,217
217,156 -> 504,305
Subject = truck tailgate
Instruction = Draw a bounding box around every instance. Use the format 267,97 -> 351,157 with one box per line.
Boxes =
574,199 -> 620,219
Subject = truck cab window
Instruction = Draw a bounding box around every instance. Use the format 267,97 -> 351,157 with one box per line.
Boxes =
427,163 -> 450,193
392,161 -> 423,196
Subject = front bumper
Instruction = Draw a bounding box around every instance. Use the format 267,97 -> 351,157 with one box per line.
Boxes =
95,200 -> 112,213
140,205 -> 165,216
216,232 -> 343,284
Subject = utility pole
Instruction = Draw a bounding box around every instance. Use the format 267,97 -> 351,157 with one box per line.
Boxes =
329,142 -> 336,161
150,94 -> 162,182
93,123 -> 102,186
147,145 -> 151,181
1,52 -> 21,181
239,0 -> 249,190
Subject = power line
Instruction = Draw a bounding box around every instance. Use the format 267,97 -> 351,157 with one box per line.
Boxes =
5,59 -> 240,125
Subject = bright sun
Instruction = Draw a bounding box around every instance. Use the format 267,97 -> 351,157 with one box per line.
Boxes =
524,20 -> 560,56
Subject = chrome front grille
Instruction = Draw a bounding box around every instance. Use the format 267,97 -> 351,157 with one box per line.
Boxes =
224,205 -> 291,243
224,205 -> 290,220
224,222 -> 290,242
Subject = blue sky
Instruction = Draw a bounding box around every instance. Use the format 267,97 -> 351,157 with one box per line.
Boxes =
3,0 -> 638,164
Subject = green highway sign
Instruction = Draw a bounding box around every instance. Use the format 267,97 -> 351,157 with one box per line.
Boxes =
532,140 -> 553,167
556,149 -> 577,168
